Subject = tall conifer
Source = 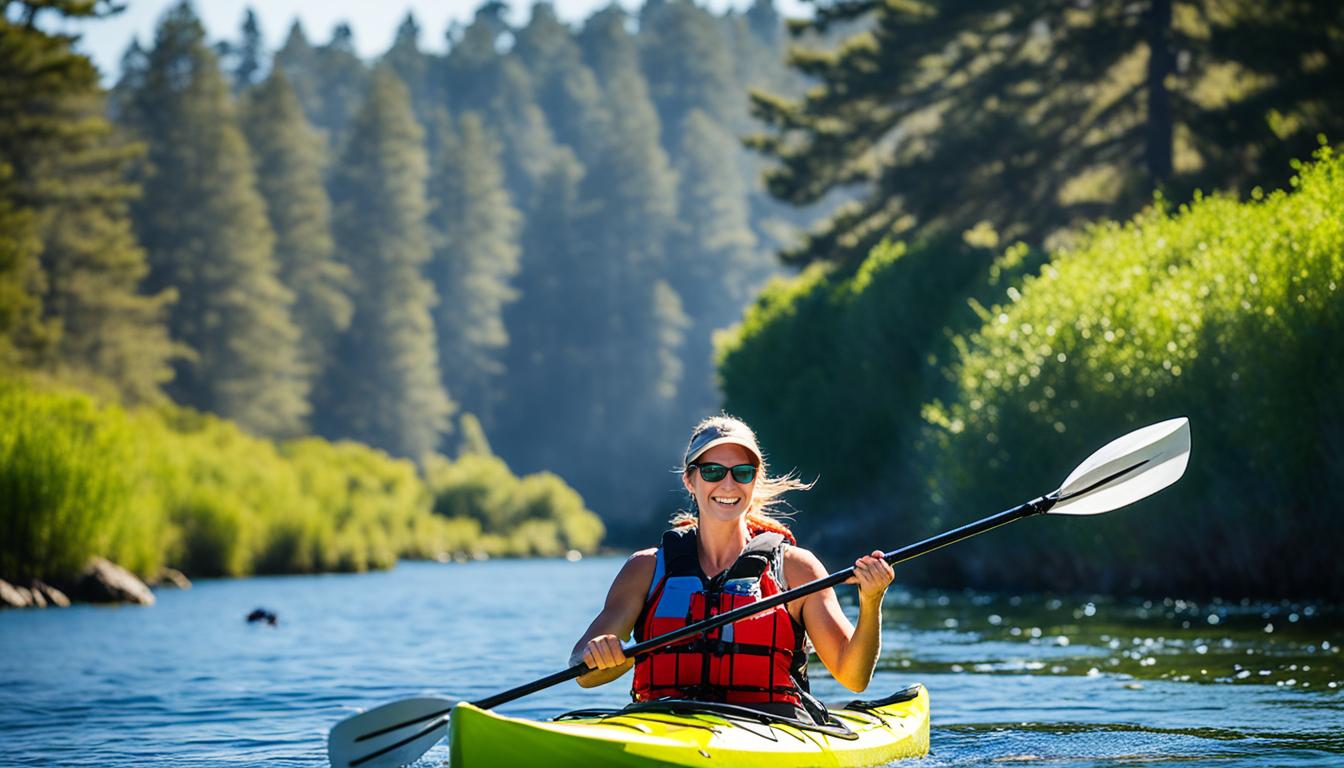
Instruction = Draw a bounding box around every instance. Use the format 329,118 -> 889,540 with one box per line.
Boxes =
242,67 -> 351,397
274,22 -> 369,149
426,111 -> 521,427
440,4 -> 558,203
1,1 -> 175,400
498,151 -> 585,473
547,7 -> 688,525
513,4 -> 610,163
639,0 -> 743,145
0,166 -> 45,368
121,2 -> 306,434
751,0 -> 1344,265
670,110 -> 764,413
317,68 -> 451,459
224,8 -> 266,91
383,13 -> 435,120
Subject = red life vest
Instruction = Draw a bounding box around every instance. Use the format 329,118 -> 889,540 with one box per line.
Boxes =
631,527 -> 809,706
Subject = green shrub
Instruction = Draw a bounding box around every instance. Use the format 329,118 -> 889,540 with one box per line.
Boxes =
423,447 -> 604,557
0,379 -> 147,579
0,379 -> 604,582
923,145 -> 1344,596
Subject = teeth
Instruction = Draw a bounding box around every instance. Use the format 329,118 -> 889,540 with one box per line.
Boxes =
713,497 -> 740,504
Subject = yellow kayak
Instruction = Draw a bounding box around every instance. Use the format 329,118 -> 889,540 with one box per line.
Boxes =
449,684 -> 930,767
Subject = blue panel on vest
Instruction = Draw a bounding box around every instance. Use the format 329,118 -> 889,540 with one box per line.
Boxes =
722,623 -> 733,642
723,577 -> 761,597
653,576 -> 701,619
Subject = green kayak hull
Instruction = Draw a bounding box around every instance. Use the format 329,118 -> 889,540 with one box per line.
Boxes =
449,684 -> 930,767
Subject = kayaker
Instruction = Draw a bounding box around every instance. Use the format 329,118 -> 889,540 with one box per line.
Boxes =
570,415 -> 894,722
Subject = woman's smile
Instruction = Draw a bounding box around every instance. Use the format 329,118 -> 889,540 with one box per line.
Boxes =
710,494 -> 742,509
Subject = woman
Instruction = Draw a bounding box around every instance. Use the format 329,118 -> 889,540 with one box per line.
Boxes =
570,415 -> 894,722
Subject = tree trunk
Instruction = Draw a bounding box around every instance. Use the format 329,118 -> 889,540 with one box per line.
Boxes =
1145,0 -> 1174,187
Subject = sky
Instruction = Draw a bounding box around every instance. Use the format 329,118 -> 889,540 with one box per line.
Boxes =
56,0 -> 810,83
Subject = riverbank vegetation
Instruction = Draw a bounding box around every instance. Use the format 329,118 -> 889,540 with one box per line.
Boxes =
720,147 -> 1344,598
0,378 -> 603,583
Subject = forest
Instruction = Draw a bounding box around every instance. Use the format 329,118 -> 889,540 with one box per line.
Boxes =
3,0 -> 1341,596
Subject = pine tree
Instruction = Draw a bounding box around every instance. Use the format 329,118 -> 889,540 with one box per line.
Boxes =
513,3 -> 610,163
317,67 -> 452,459
225,8 -> 266,91
242,67 -> 351,397
382,12 -> 435,120
531,6 -> 688,527
426,110 -> 521,427
273,21 -> 318,118
120,2 -> 307,434
0,165 -> 46,368
275,21 -> 369,148
638,0 -> 744,145
497,151 -> 586,474
0,1 -> 175,400
669,110 -> 763,413
751,0 -> 1344,266
440,3 -> 559,203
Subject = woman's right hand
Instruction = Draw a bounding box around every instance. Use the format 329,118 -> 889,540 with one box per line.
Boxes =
574,633 -> 634,686
580,633 -> 630,670
569,549 -> 657,687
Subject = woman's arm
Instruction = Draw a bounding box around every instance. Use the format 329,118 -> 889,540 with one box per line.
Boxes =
569,548 -> 657,688
785,547 -> 895,693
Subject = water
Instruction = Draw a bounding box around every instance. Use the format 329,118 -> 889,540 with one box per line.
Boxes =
1,558 -> 1340,767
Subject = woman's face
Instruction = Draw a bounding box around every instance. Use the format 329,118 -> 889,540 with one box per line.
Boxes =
683,443 -> 758,523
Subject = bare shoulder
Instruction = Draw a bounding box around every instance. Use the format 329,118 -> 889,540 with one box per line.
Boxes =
624,547 -> 658,573
609,548 -> 658,596
782,545 -> 829,585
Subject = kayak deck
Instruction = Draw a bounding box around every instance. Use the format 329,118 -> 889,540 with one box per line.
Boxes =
449,684 -> 930,767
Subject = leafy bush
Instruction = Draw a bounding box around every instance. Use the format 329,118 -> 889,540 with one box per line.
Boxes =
424,449 -> 605,556
0,381 -> 603,582
923,145 -> 1344,596
0,379 -> 158,579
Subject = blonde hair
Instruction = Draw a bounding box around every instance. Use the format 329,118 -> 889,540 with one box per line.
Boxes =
671,415 -> 813,544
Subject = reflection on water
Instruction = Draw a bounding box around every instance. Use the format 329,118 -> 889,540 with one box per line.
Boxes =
872,589 -> 1342,690
0,558 -> 1339,767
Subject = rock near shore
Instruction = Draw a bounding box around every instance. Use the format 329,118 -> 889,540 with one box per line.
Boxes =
33,580 -> 71,607
61,557 -> 155,606
0,579 -> 71,608
0,579 -> 26,608
152,567 -> 192,590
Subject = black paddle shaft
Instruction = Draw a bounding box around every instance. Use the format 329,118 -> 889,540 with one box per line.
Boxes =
470,494 -> 1058,710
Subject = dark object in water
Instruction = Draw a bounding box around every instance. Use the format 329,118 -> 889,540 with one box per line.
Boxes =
247,608 -> 278,626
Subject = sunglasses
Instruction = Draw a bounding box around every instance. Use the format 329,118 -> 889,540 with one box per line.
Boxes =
688,463 -> 757,484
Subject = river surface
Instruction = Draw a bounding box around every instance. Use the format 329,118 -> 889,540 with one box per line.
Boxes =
1,558 -> 1340,767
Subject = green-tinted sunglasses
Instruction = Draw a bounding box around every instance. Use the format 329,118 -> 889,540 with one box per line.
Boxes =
689,463 -> 757,484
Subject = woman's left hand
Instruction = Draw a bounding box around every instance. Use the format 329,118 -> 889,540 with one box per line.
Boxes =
847,550 -> 895,604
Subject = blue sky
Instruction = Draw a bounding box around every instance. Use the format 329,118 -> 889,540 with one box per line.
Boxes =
56,0 -> 808,82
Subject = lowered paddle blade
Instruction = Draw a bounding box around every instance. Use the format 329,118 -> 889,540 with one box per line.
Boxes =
328,697 -> 454,768
1049,417 -> 1191,516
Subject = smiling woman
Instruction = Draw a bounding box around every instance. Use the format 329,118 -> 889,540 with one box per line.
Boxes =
568,415 -> 897,723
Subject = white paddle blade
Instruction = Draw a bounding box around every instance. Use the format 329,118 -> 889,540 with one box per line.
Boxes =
1049,417 -> 1191,516
328,697 -> 453,768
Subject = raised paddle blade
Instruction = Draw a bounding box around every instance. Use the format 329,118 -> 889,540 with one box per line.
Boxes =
1048,417 -> 1191,516
328,697 -> 454,768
